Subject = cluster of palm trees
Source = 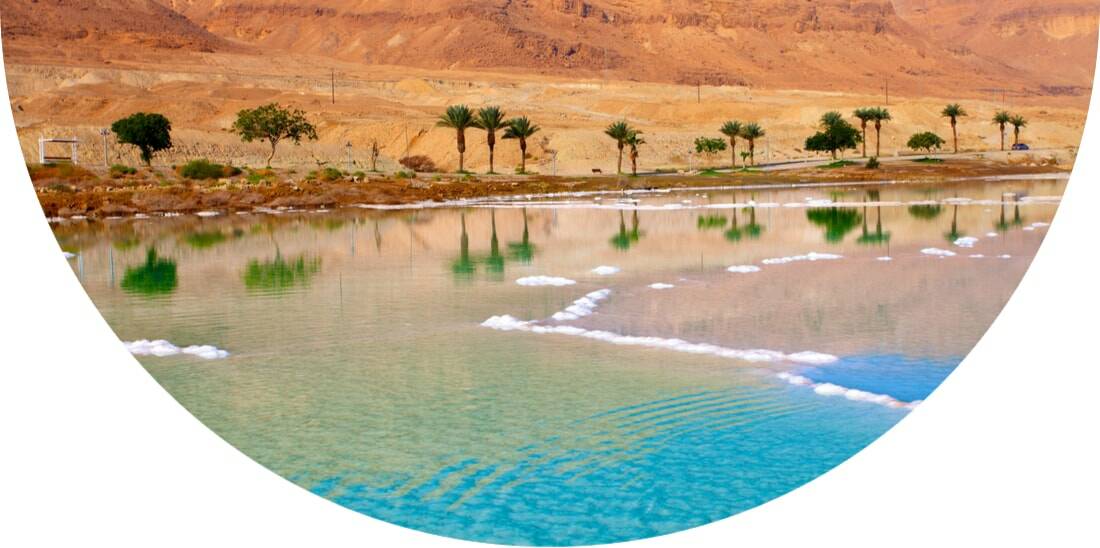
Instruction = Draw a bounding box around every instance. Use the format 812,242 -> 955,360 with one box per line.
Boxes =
437,105 -> 541,174
993,110 -> 1030,151
718,121 -> 766,169
853,107 -> 893,157
603,121 -> 647,175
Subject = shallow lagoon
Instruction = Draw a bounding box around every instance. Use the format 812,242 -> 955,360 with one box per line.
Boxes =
56,176 -> 1063,545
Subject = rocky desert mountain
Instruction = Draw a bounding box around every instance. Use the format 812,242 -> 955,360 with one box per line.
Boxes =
1,1 -> 1097,173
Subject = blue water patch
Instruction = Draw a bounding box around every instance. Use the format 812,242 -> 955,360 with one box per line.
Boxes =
794,353 -> 961,403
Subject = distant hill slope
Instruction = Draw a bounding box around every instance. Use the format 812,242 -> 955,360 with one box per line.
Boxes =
893,0 -> 1099,91
2,0 -> 1095,96
0,0 -> 226,52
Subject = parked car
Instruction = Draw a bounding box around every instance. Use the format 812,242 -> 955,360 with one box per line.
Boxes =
1012,143 -> 1031,151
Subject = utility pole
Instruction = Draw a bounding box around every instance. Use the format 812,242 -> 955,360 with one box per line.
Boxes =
331,69 -> 336,105
697,81 -> 701,104
885,77 -> 890,106
99,128 -> 110,167
345,142 -> 353,172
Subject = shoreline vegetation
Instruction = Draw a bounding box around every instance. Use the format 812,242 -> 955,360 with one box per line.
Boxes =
32,156 -> 1069,220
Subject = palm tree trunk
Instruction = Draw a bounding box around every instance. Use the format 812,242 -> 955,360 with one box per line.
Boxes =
520,139 -> 527,174
1000,124 -> 1006,151
874,122 -> 882,158
488,144 -> 495,174
457,129 -> 466,173
952,120 -> 958,154
730,139 -> 737,169
861,124 -> 867,158
617,143 -> 624,174
750,141 -> 756,166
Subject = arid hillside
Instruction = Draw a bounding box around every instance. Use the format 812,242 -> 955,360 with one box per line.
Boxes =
893,0 -> 1100,91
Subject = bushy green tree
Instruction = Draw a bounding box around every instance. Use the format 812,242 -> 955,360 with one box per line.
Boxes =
694,136 -> 727,167
907,132 -> 946,154
232,103 -> 318,167
805,112 -> 861,159
111,113 -> 172,165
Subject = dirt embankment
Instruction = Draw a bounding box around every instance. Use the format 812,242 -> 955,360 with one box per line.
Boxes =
29,159 -> 1069,220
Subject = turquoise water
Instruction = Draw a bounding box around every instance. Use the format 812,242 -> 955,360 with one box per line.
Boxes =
54,177 -> 1062,545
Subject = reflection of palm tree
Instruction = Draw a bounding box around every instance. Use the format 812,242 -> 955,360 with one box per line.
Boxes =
994,202 -> 1011,233
725,204 -> 743,242
610,210 -> 643,251
807,207 -> 862,243
121,248 -> 178,296
745,206 -> 763,239
945,205 -> 966,242
452,213 -> 476,276
243,252 -> 321,292
374,220 -> 382,253
507,208 -> 536,263
1012,196 -> 1024,227
485,210 -> 505,275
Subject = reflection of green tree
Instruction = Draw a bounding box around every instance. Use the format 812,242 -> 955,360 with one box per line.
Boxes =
113,236 -> 141,251
745,207 -> 763,239
507,208 -> 536,263
484,210 -> 505,276
243,253 -> 320,291
908,204 -> 944,221
725,208 -> 743,242
697,215 -> 728,231
807,207 -> 862,243
452,213 -> 476,277
1012,199 -> 1024,228
121,249 -> 177,296
184,230 -> 227,249
857,200 -> 891,246
610,210 -> 643,251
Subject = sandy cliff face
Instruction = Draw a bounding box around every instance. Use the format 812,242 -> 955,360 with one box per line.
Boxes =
893,0 -> 1100,89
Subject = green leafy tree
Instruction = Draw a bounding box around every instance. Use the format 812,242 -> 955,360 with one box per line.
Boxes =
805,112 -> 861,159
626,131 -> 646,176
993,111 -> 1012,151
1009,115 -> 1029,145
437,105 -> 477,173
694,136 -> 727,167
232,103 -> 317,167
907,132 -> 946,154
719,121 -> 743,168
605,121 -> 635,174
502,116 -> 540,174
870,107 -> 892,158
941,104 -> 968,153
111,113 -> 172,166
853,108 -> 875,158
474,106 -> 507,174
740,123 -> 766,166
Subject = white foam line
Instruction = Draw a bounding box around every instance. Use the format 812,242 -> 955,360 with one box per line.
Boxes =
481,315 -> 838,365
551,289 -> 612,322
124,340 -> 230,360
921,248 -> 957,257
761,252 -> 843,265
648,283 -> 676,290
727,265 -> 763,274
954,237 -> 979,248
516,276 -> 577,287
591,266 -> 621,276
777,372 -> 920,410
876,256 -> 894,262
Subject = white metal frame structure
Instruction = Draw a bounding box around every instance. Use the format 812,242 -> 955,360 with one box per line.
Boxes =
38,137 -> 79,165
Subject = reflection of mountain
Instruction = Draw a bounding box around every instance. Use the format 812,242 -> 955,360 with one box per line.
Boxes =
243,253 -> 320,292
121,248 -> 177,296
807,208 -> 863,243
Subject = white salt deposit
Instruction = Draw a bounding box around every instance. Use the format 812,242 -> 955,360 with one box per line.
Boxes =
777,372 -> 916,410
516,276 -> 577,287
591,266 -> 621,276
969,254 -> 986,259
482,316 -> 839,366
954,237 -> 980,248
876,257 -> 893,262
986,232 -> 1000,238
921,248 -> 956,257
998,254 -> 1013,259
762,252 -> 843,265
63,252 -> 77,259
551,289 -> 612,322
195,211 -> 221,218
648,283 -> 675,290
125,340 -> 229,360
726,265 -> 762,274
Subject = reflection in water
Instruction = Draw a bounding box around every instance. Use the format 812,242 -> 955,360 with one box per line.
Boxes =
908,204 -> 944,221
857,203 -> 891,246
485,210 -> 505,277
697,214 -> 728,231
184,230 -> 228,249
725,207 -> 743,242
945,205 -> 966,242
452,213 -> 476,278
120,248 -> 177,296
745,206 -> 763,239
507,209 -> 536,263
807,207 -> 862,243
610,210 -> 643,251
243,253 -> 321,292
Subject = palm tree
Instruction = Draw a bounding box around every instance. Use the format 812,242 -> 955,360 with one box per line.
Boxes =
625,131 -> 645,176
942,104 -> 968,154
474,106 -> 507,174
605,121 -> 634,174
853,108 -> 875,158
870,107 -> 892,158
720,121 -> 743,169
502,116 -> 540,174
437,105 -> 476,173
1009,115 -> 1028,146
740,123 -> 765,166
993,111 -> 1012,151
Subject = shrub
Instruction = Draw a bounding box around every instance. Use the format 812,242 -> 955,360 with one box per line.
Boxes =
180,159 -> 241,180
866,157 -> 881,169
319,167 -> 344,181
110,164 -> 137,178
246,169 -> 276,185
400,155 -> 438,173
394,170 -> 416,179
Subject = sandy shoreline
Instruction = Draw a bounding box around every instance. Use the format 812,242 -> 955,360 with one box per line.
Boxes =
32,159 -> 1070,221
